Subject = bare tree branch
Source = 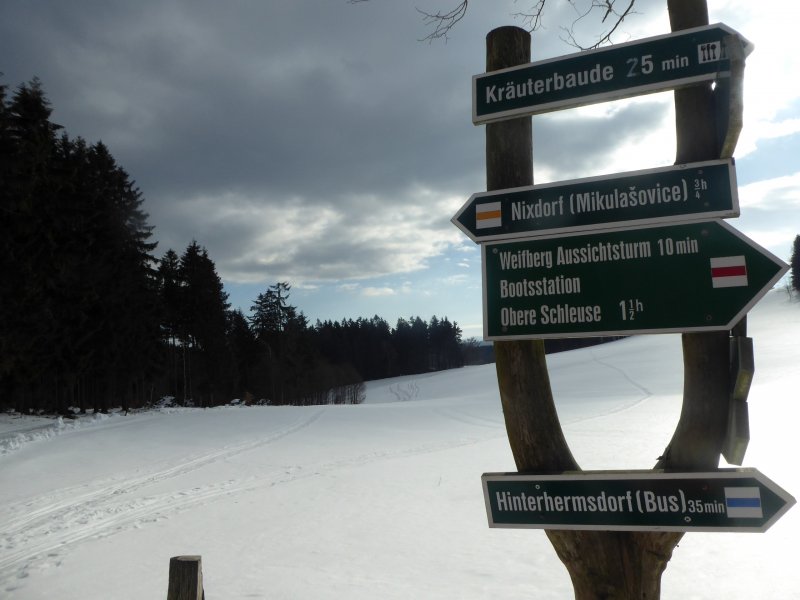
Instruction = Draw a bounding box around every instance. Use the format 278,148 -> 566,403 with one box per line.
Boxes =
416,1 -> 469,43
512,0 -> 549,32
350,1 -> 639,48
560,0 -> 639,49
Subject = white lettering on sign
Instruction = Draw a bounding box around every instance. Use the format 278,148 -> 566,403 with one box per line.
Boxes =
497,241 -> 651,273
511,197 -> 565,220
498,249 -> 553,270
569,180 -> 689,215
496,490 -> 634,514
539,304 -> 602,325
556,240 -> 652,265
499,276 -> 581,298
500,307 -> 537,327
484,64 -> 615,105
495,488 -> 729,517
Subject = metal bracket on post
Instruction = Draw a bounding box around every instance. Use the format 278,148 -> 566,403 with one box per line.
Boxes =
723,333 -> 754,465
715,34 -> 746,159
716,34 -> 748,466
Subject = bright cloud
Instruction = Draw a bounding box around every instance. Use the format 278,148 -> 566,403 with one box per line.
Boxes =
738,172 -> 800,210
362,287 -> 396,297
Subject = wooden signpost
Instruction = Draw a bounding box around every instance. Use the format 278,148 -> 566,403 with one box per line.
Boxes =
457,17 -> 795,579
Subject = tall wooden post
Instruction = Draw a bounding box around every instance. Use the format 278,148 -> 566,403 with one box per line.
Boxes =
484,0 -> 762,596
486,26 -> 683,599
488,27 -> 578,476
658,0 -> 731,471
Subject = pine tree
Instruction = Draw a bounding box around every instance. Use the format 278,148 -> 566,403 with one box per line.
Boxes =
249,282 -> 293,337
157,249 -> 183,399
429,316 -> 463,370
1,79 -> 163,413
178,241 -> 231,405
78,141 -> 161,411
1,79 -> 63,411
226,308 -> 259,400
248,283 -> 320,404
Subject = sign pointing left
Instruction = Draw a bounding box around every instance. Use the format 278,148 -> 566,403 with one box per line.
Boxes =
453,159 -> 739,242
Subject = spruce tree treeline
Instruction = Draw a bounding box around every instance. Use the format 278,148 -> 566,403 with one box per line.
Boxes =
1,79 -> 465,414
1,79 -> 162,414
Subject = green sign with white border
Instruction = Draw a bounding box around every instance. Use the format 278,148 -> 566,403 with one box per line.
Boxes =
482,469 -> 795,532
473,23 -> 753,124
482,220 -> 788,340
452,159 -> 738,243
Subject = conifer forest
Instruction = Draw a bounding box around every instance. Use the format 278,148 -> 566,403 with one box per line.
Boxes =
0,79 -> 467,414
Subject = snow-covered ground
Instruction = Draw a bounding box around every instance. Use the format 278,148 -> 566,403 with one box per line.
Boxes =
1,290 -> 798,599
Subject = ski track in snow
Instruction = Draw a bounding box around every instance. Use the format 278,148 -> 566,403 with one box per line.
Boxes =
1,294 -> 795,599
0,411 -> 163,457
0,408 -> 325,589
433,406 -> 505,430
558,349 -> 656,423
0,405 -> 503,591
589,350 -> 653,398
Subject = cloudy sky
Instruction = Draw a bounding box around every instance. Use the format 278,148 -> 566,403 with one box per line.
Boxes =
2,0 -> 798,338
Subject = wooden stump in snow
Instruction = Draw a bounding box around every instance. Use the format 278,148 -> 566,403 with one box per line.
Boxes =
167,555 -> 204,600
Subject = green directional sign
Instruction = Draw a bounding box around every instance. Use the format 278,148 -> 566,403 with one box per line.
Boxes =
473,23 -> 753,124
453,159 -> 738,242
482,469 -> 795,532
482,220 -> 788,339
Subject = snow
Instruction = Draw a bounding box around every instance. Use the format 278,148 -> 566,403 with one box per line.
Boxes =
1,290 -> 798,599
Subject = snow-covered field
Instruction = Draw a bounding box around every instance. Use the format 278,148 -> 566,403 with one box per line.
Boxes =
1,290 -> 798,599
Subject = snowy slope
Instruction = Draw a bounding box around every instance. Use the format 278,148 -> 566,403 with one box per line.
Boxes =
1,290 -> 798,599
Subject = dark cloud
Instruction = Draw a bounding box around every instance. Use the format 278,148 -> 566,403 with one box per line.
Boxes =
1,0 -> 673,286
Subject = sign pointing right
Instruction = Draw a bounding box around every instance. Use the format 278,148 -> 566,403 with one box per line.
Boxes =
482,469 -> 796,532
473,22 -> 754,124
482,220 -> 789,339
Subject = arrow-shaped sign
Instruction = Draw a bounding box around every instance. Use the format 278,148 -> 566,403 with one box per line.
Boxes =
482,220 -> 788,339
482,469 -> 795,532
473,23 -> 753,124
453,159 -> 739,242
